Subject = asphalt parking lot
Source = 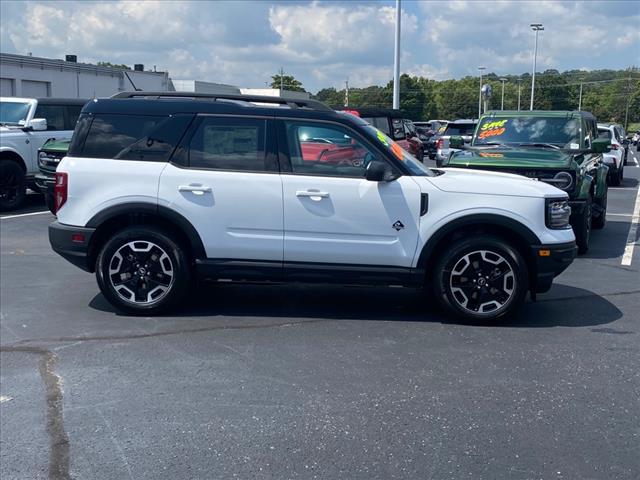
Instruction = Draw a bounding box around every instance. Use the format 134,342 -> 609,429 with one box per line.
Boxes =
1,153 -> 639,480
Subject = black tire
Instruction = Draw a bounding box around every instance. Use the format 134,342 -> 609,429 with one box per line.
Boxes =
574,195 -> 592,254
417,148 -> 424,163
592,191 -> 607,230
44,192 -> 56,214
609,166 -> 621,187
96,226 -> 191,315
0,160 -> 26,212
431,235 -> 529,323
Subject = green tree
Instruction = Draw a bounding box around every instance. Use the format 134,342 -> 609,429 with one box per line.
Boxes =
270,73 -> 305,92
97,61 -> 131,70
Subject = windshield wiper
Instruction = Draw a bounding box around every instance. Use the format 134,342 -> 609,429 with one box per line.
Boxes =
518,142 -> 561,149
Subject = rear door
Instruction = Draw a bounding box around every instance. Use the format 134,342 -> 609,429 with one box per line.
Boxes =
158,115 -> 283,262
278,119 -> 421,269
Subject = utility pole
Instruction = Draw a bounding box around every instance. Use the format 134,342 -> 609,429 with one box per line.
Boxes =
530,23 -> 544,110
279,67 -> 284,93
344,78 -> 349,107
624,77 -> 631,131
500,77 -> 507,110
578,82 -> 583,110
517,78 -> 522,110
478,66 -> 486,118
392,0 -> 401,109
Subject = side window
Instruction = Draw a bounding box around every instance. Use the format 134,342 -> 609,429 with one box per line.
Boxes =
81,114 -> 191,161
64,105 -> 83,130
33,104 -> 65,131
284,121 -> 377,178
189,117 -> 266,171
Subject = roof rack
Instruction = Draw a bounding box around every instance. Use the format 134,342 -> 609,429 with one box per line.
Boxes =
110,91 -> 332,111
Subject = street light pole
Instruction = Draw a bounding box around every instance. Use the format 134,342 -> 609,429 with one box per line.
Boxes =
478,66 -> 486,118
530,23 -> 544,111
578,82 -> 583,110
517,78 -> 522,110
392,0 -> 401,109
500,77 -> 507,110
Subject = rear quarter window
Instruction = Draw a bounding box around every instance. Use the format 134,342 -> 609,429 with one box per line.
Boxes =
79,114 -> 193,161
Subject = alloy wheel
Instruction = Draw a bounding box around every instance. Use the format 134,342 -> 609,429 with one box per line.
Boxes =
108,240 -> 175,305
449,250 -> 515,314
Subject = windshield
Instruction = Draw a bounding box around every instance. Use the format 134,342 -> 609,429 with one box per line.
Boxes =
473,116 -> 582,149
364,125 -> 434,176
0,101 -> 31,126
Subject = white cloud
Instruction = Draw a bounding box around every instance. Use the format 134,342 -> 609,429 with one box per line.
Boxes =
0,0 -> 637,93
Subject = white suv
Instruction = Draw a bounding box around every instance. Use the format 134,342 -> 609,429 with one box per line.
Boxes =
0,97 -> 87,210
49,92 -> 577,322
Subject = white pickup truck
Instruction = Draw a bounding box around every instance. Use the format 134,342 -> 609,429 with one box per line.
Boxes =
0,97 -> 87,210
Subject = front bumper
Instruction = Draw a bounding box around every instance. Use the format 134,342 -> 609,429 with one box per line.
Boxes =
34,172 -> 55,193
49,221 -> 96,272
530,241 -> 577,293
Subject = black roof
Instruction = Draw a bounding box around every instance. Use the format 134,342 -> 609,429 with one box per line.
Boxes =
81,91 -> 368,127
339,107 -> 404,118
37,98 -> 90,105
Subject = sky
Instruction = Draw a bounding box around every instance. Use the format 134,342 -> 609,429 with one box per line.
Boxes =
1,0 -> 638,93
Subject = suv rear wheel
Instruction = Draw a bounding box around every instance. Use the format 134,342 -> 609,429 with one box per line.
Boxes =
432,235 -> 528,323
96,226 -> 191,315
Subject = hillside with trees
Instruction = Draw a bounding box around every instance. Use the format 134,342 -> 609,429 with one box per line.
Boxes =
311,68 -> 640,126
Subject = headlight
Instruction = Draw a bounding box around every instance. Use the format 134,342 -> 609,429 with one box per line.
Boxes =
38,151 -> 49,167
551,171 -> 573,191
546,198 -> 572,230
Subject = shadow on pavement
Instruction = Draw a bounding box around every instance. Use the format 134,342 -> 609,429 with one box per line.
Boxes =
89,282 -> 622,329
583,219 -> 632,260
1,191 -> 46,216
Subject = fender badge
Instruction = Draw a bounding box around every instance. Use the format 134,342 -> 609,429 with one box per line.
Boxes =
392,221 -> 405,231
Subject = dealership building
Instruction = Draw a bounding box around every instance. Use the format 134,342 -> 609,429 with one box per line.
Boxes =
0,53 -> 172,98
1,52 -> 310,100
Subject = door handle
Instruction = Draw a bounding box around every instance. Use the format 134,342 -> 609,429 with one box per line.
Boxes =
178,184 -> 212,195
296,190 -> 329,199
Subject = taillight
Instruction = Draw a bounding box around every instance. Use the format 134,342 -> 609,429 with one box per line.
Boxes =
436,138 -> 443,149
54,172 -> 68,213
610,144 -> 619,150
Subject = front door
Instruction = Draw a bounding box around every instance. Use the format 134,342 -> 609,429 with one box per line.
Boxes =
279,119 -> 422,268
159,115 -> 283,262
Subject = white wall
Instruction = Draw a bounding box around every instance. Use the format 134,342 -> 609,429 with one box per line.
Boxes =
0,54 -> 170,99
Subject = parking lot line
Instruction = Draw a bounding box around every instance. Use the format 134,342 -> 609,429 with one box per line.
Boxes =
0,211 -> 50,220
621,183 -> 640,266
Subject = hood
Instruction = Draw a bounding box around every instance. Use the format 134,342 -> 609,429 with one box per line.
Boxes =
449,147 -> 574,169
41,138 -> 71,153
0,126 -> 25,136
426,168 -> 566,198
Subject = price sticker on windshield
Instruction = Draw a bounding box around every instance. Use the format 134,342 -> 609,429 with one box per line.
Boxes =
478,119 -> 508,140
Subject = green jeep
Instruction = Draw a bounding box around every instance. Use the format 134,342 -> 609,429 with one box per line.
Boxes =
444,110 -> 609,254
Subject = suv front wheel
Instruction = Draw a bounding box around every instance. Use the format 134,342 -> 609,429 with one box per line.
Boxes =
96,226 -> 191,315
432,235 -> 528,323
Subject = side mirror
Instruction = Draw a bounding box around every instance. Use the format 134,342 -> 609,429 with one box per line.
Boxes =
28,118 -> 48,131
449,135 -> 464,149
591,138 -> 611,154
365,161 -> 396,182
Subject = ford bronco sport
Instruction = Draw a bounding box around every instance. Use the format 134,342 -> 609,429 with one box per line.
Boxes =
49,92 -> 576,322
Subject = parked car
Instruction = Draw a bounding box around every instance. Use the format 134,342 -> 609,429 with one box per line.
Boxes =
444,110 -> 609,254
597,124 -> 625,186
34,138 -> 70,213
49,92 -> 576,322
435,119 -> 478,166
0,97 -> 87,211
341,108 -> 424,161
